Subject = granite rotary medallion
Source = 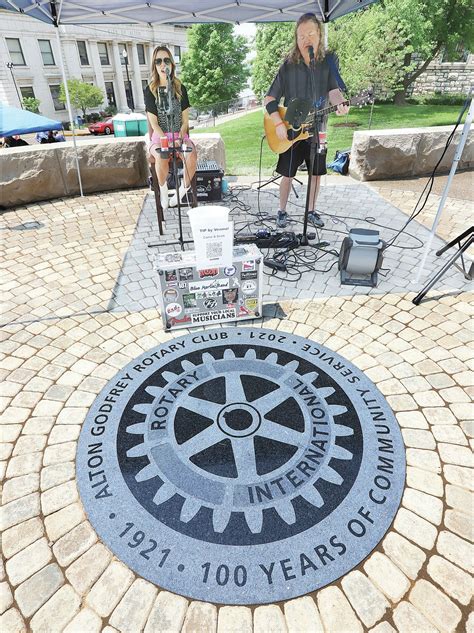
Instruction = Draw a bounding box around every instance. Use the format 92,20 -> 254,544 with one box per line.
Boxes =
77,327 -> 406,604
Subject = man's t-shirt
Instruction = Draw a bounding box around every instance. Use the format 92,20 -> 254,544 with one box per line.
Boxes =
144,83 -> 190,134
266,54 -> 340,133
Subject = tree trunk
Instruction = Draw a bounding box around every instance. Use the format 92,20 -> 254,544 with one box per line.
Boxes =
394,43 -> 443,105
393,90 -> 407,105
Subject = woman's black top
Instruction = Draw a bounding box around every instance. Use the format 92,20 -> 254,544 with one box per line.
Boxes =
144,83 -> 190,133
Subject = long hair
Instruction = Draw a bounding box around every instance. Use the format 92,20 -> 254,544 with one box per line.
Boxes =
287,13 -> 325,64
149,45 -> 182,100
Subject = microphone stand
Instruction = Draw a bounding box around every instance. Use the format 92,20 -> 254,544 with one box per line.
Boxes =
299,48 -> 323,247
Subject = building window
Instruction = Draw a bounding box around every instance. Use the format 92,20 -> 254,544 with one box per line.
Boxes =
174,45 -> 181,62
98,42 -> 110,65
20,86 -> 35,99
6,38 -> 26,65
137,44 -> 146,65
120,43 -> 128,64
77,41 -> 89,65
142,79 -> 149,95
105,82 -> 116,107
38,39 -> 55,66
49,84 -> 65,110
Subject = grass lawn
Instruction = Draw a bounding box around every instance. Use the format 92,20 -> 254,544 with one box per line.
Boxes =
192,104 -> 465,176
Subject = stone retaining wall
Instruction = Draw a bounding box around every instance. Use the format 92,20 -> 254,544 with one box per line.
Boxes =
350,126 -> 474,181
411,56 -> 473,96
0,133 -> 225,209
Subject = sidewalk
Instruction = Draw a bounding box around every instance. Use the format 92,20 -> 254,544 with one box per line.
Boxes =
0,175 -> 472,632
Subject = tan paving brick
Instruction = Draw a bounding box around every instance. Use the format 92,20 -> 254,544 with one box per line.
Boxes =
0,581 -> 13,615
401,488 -> 443,524
432,425 -> 469,445
406,466 -> 443,496
427,555 -> 473,606
63,608 -> 102,633
14,563 -> 64,618
41,480 -> 79,516
401,428 -> 436,450
445,484 -> 473,513
2,474 -> 40,504
439,443 -> 473,467
393,600 -> 438,633
283,597 -> 323,633
6,537 -> 52,586
444,508 -> 473,541
382,532 -> 426,579
341,571 -> 389,627
0,493 -> 40,531
317,586 -> 363,633
182,601 -> 218,633
216,606 -> 252,633
2,518 -> 44,559
144,591 -> 188,633
29,585 -> 81,633
0,607 -> 27,633
109,578 -> 158,633
405,447 -> 441,473
364,552 -> 410,603
86,561 -> 135,617
52,521 -> 97,566
44,502 -> 85,541
437,530 -> 473,573
409,579 -> 462,633
444,464 -> 473,490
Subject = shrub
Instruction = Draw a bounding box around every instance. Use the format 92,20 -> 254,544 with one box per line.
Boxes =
409,92 -> 468,105
104,104 -> 117,116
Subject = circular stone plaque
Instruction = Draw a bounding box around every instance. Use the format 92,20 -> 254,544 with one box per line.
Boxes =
77,327 -> 405,604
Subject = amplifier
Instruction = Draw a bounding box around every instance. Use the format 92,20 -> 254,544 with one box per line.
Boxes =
196,160 -> 224,202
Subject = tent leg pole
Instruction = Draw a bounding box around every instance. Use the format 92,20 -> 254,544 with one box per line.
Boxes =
55,28 -> 84,197
414,96 -> 473,284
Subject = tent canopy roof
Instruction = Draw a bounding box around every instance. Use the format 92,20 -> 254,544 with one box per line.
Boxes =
0,105 -> 63,137
0,0 -> 377,26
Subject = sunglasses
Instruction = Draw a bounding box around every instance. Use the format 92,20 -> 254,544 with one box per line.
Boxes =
155,57 -> 172,66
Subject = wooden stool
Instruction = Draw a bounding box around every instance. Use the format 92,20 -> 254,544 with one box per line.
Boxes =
148,155 -> 198,236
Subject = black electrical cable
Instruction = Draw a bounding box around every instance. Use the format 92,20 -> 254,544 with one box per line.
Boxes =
382,96 -> 470,252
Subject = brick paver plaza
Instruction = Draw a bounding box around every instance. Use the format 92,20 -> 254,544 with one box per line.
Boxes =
0,175 -> 472,632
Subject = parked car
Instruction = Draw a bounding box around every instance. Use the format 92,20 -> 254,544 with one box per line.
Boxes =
88,118 -> 114,135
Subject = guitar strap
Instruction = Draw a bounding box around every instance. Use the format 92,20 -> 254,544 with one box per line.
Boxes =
327,53 -> 347,93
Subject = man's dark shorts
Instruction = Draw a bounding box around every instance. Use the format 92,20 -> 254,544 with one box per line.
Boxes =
276,140 -> 327,178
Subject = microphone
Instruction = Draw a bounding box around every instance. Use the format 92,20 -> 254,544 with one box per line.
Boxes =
165,67 -> 171,79
308,46 -> 315,62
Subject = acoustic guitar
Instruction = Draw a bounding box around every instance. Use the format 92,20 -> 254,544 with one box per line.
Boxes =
264,90 -> 373,154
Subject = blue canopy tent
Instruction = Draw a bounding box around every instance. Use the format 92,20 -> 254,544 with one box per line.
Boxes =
0,0 -> 378,197
0,104 -> 63,137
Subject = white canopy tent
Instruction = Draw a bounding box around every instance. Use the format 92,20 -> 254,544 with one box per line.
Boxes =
1,0 -> 377,197
0,1 -> 377,26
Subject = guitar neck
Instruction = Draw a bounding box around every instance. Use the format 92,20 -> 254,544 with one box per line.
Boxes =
316,98 -> 350,118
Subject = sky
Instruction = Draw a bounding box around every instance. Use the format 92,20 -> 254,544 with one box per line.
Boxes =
234,23 -> 257,41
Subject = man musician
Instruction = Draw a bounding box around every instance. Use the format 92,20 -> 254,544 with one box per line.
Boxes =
264,13 -> 349,229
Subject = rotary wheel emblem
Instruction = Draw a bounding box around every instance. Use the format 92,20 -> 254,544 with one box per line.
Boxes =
125,349 -> 354,536
77,328 -> 405,604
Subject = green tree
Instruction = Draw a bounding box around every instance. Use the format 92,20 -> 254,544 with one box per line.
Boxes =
59,79 -> 104,119
180,24 -> 249,112
252,23 -> 294,100
22,96 -> 40,113
329,0 -> 473,104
